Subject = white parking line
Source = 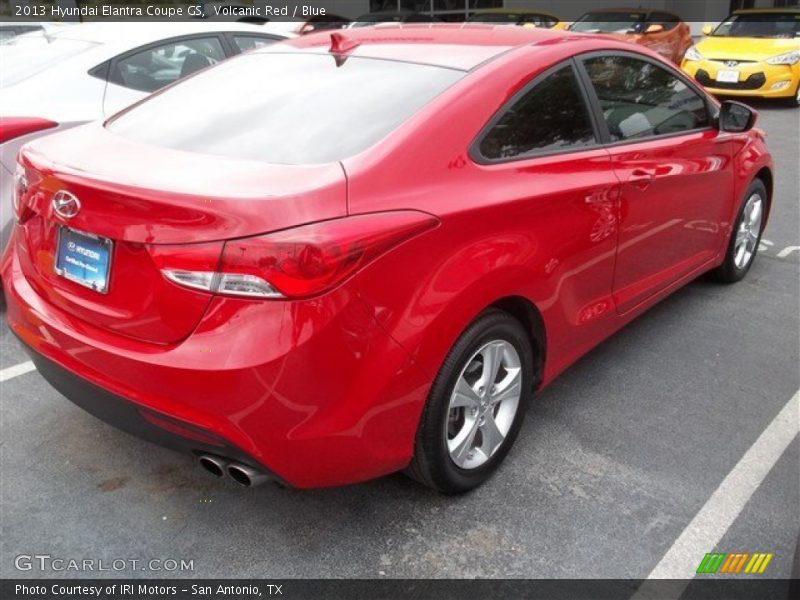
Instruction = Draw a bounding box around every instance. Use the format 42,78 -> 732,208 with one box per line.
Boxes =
634,389 -> 800,598
0,361 -> 36,383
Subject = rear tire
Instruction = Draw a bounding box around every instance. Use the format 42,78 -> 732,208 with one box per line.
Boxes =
406,309 -> 534,494
710,179 -> 767,283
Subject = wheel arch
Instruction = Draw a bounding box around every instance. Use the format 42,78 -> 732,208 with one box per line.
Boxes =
489,296 -> 547,390
397,274 -> 552,395
754,166 -> 773,225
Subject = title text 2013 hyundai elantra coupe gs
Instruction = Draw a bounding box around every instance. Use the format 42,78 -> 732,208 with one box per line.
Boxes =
4,25 -> 772,493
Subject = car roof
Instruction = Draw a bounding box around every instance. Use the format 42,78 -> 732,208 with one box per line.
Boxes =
280,23 -> 574,70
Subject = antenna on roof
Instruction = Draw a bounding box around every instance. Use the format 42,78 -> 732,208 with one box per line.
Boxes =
329,32 -> 360,55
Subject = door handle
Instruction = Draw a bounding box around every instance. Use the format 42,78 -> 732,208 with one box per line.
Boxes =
629,169 -> 656,190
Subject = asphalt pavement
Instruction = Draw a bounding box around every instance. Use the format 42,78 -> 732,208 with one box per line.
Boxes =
0,102 -> 797,580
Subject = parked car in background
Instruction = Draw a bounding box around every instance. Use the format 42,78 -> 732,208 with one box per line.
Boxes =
350,11 -> 440,27
467,8 -> 565,29
681,8 -> 800,107
0,23 -> 288,249
4,26 -> 772,494
0,24 -> 43,42
260,14 -> 351,36
569,8 -> 692,64
0,22 -> 75,43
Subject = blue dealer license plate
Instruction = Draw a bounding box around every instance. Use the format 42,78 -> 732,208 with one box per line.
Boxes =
55,227 -> 113,294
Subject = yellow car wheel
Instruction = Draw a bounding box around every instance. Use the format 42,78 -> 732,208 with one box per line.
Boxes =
791,81 -> 800,108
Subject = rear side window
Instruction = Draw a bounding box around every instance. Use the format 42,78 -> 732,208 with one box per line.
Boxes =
108,53 -> 463,165
111,37 -> 226,93
582,55 -> 709,141
232,35 -> 273,52
478,65 -> 596,161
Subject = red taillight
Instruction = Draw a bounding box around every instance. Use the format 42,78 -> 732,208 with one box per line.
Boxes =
0,117 -> 58,144
148,241 -> 224,292
158,211 -> 438,300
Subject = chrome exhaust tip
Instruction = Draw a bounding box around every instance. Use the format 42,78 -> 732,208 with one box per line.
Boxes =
227,463 -> 270,488
198,454 -> 227,478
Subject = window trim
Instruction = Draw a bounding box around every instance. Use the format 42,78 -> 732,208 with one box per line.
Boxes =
88,60 -> 111,82
573,49 -> 718,148
468,59 -> 604,166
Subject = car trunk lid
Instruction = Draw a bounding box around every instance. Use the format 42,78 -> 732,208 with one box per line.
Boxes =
14,124 -> 347,345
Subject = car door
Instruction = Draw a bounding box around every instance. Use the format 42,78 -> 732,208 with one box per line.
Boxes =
472,61 -> 621,362
102,34 -> 228,116
578,52 -> 734,314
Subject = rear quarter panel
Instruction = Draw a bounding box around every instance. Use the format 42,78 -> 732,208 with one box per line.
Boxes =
344,41 -> 625,387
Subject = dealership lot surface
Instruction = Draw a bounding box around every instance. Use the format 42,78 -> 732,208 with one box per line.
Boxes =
1,103 -> 798,579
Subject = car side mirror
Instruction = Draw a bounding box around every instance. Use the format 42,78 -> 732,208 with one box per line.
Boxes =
645,24 -> 664,34
718,101 -> 757,133
702,24 -> 714,35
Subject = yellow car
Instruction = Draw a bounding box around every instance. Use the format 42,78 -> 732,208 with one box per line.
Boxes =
681,8 -> 800,107
467,8 -> 567,30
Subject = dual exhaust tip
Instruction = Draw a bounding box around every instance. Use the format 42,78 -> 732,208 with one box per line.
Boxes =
198,454 -> 270,488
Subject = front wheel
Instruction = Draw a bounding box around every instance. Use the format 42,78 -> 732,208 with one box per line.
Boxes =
710,179 -> 767,283
787,81 -> 800,108
406,309 -> 534,494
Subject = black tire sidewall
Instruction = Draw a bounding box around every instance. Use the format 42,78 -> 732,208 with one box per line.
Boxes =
790,83 -> 800,108
420,311 -> 534,494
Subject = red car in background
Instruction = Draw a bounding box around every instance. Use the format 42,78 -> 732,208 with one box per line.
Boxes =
569,8 -> 693,64
4,25 -> 772,494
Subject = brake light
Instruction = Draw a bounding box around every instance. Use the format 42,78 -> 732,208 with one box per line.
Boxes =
0,117 -> 58,144
159,211 -> 438,300
149,241 -> 224,291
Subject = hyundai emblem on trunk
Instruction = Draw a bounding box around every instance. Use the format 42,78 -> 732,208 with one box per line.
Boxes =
52,190 -> 81,219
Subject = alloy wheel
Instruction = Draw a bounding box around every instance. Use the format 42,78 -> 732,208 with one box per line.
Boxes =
445,340 -> 522,470
733,192 -> 763,270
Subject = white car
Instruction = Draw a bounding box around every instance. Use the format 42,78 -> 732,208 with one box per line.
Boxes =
1,19 -> 81,42
0,22 -> 289,247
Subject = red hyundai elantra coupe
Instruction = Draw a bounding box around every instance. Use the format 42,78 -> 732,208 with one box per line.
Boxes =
4,25 -> 772,493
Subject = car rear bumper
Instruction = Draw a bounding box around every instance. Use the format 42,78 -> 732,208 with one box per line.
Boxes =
2,229 -> 430,488
20,340 -> 279,477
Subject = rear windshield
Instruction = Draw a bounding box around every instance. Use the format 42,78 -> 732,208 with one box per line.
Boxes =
712,13 -> 800,38
571,12 -> 648,33
0,38 -> 98,88
108,52 -> 464,165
